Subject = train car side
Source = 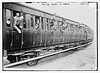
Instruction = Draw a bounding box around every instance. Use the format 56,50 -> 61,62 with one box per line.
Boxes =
2,2 -> 94,66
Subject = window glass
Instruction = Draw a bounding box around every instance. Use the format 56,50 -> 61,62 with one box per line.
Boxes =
47,18 -> 50,31
67,23 -> 70,32
50,19 -> 52,27
31,15 -> 34,28
56,21 -> 58,29
41,17 -> 44,30
6,9 -> 11,27
59,21 -> 63,30
23,13 -> 26,28
35,16 -> 40,29
25,14 -> 31,29
43,18 -> 46,31
45,18 -> 47,31
58,21 -> 60,29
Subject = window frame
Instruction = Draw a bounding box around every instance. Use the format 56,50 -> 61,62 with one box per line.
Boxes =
46,18 -> 50,31
12,10 -> 27,29
22,13 -> 27,29
5,9 -> 12,28
41,16 -> 44,30
35,15 -> 40,30
30,14 -> 34,29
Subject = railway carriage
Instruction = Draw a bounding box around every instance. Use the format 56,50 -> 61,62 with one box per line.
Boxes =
2,2 -> 93,66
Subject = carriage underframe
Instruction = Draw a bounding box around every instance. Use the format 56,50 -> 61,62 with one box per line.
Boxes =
4,39 -> 92,67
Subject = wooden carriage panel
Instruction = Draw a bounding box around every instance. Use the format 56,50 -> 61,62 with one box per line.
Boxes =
4,28 -> 12,50
34,30 -> 41,47
58,30 -> 63,43
2,8 -> 12,50
54,30 -> 60,44
49,31 -> 54,45
22,29 -> 27,48
2,2 -> 92,53
45,13 -> 53,19
41,31 -> 45,47
12,31 -> 21,49
45,31 -> 52,46
35,10 -> 41,16
45,31 -> 48,46
22,6 -> 35,15
22,29 -> 33,49
22,14 -> 33,48
40,12 -> 45,17
11,4 -> 22,12
27,30 -> 33,47
66,19 -> 79,25
63,29 -> 68,43
3,3 -> 12,9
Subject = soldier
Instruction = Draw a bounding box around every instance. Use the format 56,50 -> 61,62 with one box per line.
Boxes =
13,13 -> 21,33
35,19 -> 40,29
50,13 -> 56,31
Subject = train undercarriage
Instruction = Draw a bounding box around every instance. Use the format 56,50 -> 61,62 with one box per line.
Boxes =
3,40 -> 92,67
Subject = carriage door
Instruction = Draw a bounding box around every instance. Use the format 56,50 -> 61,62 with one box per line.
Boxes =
12,11 -> 22,49
4,9 -> 12,50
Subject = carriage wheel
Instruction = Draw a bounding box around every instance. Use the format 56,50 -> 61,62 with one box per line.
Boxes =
26,55 -> 38,66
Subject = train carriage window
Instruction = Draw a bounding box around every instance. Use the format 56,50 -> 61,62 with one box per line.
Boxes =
58,21 -> 60,29
43,18 -> 46,31
50,19 -> 58,31
67,23 -> 70,32
46,18 -> 48,30
41,17 -> 44,30
75,25 -> 78,32
35,15 -> 40,29
66,22 -> 68,28
23,13 -> 26,28
59,21 -> 62,30
50,19 -> 52,27
70,24 -> 74,32
31,15 -> 34,28
60,21 -> 65,30
13,11 -> 19,17
13,10 -> 26,29
25,14 -> 29,29
6,9 -> 11,27
56,21 -> 58,29
46,18 -> 50,31
45,18 -> 47,31
25,14 -> 32,29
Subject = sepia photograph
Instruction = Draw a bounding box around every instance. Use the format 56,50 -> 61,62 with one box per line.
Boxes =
2,1 -> 98,71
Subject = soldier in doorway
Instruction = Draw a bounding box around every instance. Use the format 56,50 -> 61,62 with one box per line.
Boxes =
13,13 -> 22,33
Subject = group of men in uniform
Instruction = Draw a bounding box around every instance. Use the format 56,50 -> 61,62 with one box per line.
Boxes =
6,12 -> 65,33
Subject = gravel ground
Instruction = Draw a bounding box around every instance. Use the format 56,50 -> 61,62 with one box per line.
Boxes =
4,39 -> 97,71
